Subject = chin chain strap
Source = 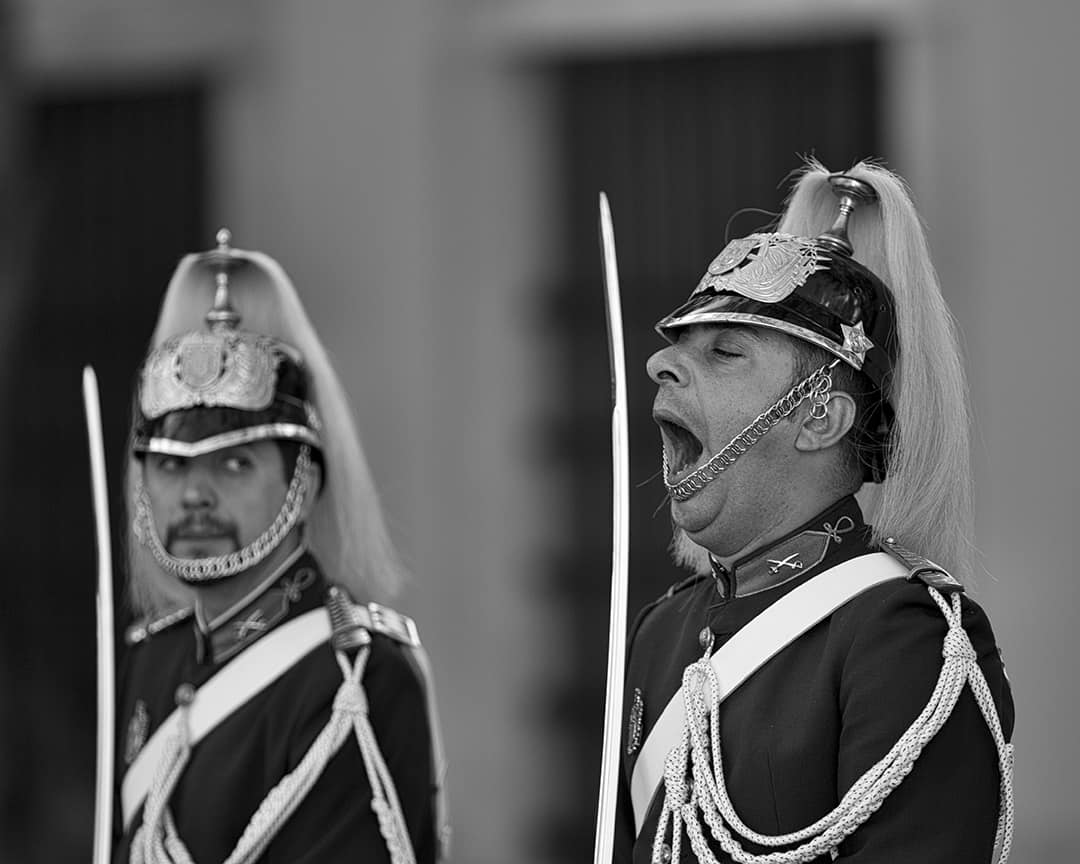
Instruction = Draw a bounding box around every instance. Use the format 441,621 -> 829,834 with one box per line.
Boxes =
134,445 -> 312,583
664,361 -> 838,502
131,646 -> 416,864
653,586 -> 1015,864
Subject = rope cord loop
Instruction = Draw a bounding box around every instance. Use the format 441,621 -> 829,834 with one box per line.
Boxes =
652,587 -> 1015,864
129,643 -> 419,864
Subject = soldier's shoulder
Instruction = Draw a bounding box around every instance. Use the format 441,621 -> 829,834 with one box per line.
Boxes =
322,585 -> 432,706
125,607 -> 194,646
879,537 -> 964,592
630,572 -> 708,643
323,585 -> 423,651
830,541 -> 995,643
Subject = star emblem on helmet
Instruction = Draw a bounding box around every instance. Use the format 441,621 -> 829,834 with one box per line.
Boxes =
840,321 -> 875,367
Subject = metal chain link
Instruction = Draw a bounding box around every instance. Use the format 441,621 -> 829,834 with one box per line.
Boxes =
135,445 -> 312,583
663,362 -> 838,502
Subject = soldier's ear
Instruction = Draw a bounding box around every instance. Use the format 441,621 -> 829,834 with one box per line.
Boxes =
794,389 -> 857,453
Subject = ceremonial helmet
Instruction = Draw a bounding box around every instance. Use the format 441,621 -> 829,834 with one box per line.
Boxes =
666,161 -> 975,583
133,230 -> 323,463
657,177 -> 896,483
127,231 -> 404,611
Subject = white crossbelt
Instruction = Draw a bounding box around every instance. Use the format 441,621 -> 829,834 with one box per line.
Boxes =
630,551 -> 908,834
121,608 -> 331,828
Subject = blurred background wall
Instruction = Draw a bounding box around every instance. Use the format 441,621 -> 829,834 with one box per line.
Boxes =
0,0 -> 1076,861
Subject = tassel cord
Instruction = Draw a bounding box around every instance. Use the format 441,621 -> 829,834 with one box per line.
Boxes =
654,588 -> 1015,864
130,646 -> 417,864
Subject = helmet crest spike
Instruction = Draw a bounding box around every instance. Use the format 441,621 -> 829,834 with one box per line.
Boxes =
204,228 -> 242,331
817,175 -> 877,257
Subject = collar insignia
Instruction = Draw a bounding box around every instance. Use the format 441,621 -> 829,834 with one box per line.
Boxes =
208,564 -> 319,663
233,608 -> 269,641
724,510 -> 860,597
282,568 -> 317,603
767,553 -> 803,575
822,515 -> 855,544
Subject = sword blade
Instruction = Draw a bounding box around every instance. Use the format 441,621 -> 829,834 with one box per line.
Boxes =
593,192 -> 630,864
84,366 -> 115,864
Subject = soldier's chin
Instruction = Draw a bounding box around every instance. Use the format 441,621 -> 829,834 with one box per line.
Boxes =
669,486 -> 723,535
169,537 -> 238,558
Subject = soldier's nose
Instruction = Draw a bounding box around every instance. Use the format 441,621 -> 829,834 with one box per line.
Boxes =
647,344 -> 689,386
181,475 -> 217,509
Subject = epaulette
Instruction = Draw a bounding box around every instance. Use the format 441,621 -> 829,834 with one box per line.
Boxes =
125,607 -> 194,645
325,585 -> 422,651
882,537 -> 964,593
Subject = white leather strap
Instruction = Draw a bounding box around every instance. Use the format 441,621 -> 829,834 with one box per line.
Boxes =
630,552 -> 908,834
121,607 -> 331,828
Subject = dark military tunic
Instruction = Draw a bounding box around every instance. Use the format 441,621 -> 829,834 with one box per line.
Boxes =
114,551 -> 437,863
615,496 -> 1014,863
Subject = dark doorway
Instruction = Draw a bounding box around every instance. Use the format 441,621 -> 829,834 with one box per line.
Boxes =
0,82 -> 207,863
539,37 -> 881,861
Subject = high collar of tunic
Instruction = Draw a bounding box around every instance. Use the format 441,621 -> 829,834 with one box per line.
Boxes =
708,496 -> 867,599
194,546 -> 324,664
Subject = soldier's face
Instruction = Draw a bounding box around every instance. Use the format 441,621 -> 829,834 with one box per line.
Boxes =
142,441 -> 290,559
647,323 -> 802,555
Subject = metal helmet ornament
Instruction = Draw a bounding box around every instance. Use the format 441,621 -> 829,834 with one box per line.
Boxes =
131,229 -> 323,584
657,175 -> 896,392
656,175 -> 897,501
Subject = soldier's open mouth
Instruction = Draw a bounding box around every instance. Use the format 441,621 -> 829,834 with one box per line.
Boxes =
656,416 -> 703,481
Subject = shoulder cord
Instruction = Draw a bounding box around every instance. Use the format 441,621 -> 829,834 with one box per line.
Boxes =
653,587 -> 1015,864
130,647 -> 417,864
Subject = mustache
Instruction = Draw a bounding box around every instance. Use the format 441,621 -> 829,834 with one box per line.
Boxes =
165,515 -> 240,550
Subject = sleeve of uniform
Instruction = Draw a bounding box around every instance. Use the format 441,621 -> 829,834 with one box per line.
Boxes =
265,638 -> 437,864
831,581 -> 1014,863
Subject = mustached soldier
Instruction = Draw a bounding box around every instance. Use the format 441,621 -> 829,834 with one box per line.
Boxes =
114,232 -> 448,863
614,163 -> 1014,863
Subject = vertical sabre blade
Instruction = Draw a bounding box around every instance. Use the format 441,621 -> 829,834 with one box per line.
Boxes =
593,192 -> 631,864
84,366 -> 115,864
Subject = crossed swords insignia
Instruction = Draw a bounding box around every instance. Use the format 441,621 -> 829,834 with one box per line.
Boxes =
234,609 -> 269,640
767,553 -> 803,575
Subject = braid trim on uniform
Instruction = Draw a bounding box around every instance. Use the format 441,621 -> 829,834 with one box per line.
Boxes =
130,645 -> 417,864
653,587 -> 1015,864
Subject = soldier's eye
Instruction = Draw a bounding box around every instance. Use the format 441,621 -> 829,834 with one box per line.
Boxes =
222,455 -> 253,473
711,346 -> 742,359
155,455 -> 184,473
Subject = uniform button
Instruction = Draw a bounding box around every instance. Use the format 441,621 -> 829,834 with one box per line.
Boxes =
699,627 -> 712,649
660,842 -> 672,863
175,683 -> 196,706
